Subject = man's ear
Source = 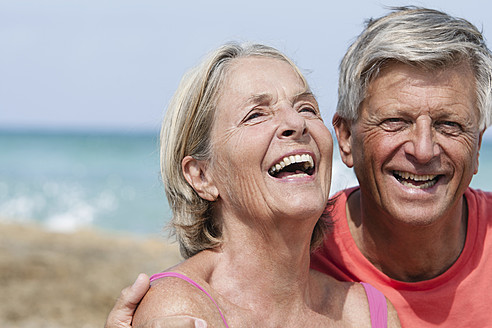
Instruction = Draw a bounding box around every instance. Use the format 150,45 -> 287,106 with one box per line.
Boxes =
333,113 -> 354,168
474,129 -> 485,175
182,155 -> 219,201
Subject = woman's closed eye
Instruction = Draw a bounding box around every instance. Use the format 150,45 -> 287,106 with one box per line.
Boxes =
298,105 -> 322,119
241,110 -> 267,124
300,106 -> 318,115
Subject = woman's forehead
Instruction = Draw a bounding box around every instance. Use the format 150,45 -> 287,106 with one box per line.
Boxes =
221,57 -> 308,98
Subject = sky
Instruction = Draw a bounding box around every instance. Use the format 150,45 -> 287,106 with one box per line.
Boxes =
2,0 -> 492,137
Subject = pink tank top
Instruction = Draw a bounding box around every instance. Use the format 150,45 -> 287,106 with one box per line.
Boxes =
150,272 -> 229,327
361,282 -> 388,328
150,272 -> 388,328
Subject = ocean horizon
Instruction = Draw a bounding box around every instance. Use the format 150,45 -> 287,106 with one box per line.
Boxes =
1,129 -> 491,236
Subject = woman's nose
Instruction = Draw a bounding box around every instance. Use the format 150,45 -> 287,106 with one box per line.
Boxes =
276,108 -> 308,140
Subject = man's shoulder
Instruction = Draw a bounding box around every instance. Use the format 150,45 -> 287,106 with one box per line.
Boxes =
465,188 -> 492,225
466,187 -> 492,204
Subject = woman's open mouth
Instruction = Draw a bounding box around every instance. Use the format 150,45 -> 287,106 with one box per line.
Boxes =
269,154 -> 315,179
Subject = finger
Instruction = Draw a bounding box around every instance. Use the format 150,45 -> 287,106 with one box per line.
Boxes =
136,316 -> 208,328
105,273 -> 150,328
126,273 -> 151,305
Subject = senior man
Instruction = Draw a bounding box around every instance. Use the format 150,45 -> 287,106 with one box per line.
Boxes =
106,7 -> 492,328
309,6 -> 492,327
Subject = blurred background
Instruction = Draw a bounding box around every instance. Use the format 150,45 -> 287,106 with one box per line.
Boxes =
2,0 -> 492,234
1,1 -> 492,327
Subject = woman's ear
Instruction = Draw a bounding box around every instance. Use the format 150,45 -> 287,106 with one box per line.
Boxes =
333,113 -> 354,168
182,155 -> 219,201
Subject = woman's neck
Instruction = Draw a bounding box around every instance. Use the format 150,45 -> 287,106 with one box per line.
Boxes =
208,215 -> 322,313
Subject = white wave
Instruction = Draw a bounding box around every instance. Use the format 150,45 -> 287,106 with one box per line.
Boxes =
0,180 -> 121,233
44,202 -> 95,233
0,195 -> 44,223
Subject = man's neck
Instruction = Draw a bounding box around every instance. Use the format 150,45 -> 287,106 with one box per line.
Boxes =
346,189 -> 468,282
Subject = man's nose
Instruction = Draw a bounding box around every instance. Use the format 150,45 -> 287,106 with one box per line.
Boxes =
406,117 -> 440,163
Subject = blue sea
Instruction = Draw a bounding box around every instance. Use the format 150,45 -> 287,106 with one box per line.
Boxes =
1,130 -> 491,236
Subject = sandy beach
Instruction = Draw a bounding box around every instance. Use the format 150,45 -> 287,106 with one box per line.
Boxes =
0,222 -> 182,328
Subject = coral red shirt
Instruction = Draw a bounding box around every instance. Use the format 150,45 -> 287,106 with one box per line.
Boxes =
311,187 -> 492,327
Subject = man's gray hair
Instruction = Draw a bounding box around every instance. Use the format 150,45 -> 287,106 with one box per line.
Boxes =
337,6 -> 492,130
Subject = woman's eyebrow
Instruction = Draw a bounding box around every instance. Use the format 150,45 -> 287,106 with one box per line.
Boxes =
241,91 -> 315,108
245,93 -> 274,105
293,91 -> 317,103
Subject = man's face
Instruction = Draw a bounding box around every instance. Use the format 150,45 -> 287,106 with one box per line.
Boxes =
336,61 -> 483,225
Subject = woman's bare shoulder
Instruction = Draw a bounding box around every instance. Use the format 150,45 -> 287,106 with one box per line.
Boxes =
133,255 -> 225,327
311,271 -> 373,326
386,297 -> 402,328
344,281 -> 401,328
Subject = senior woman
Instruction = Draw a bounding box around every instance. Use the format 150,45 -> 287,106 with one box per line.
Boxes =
132,43 -> 400,327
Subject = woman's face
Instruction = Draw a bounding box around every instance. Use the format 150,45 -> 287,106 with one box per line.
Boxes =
207,57 -> 333,223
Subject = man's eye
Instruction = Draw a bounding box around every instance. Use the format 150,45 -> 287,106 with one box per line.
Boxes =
436,121 -> 463,135
380,118 -> 407,131
442,121 -> 461,128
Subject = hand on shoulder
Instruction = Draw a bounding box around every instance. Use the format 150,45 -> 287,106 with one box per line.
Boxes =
133,315 -> 207,328
133,272 -> 226,328
105,273 -> 150,328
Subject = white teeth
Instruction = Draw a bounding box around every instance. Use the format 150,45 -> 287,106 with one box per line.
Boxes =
394,170 -> 437,182
269,154 -> 315,176
394,170 -> 439,189
285,173 -> 308,178
400,180 -> 435,189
